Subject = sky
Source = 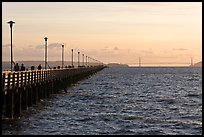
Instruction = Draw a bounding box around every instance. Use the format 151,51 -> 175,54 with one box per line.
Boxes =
2,2 -> 202,66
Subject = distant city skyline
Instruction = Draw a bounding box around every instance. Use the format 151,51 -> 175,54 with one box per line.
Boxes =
2,2 -> 202,66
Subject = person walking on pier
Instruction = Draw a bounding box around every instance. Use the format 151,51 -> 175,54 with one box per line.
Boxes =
38,64 -> 42,70
20,64 -> 25,71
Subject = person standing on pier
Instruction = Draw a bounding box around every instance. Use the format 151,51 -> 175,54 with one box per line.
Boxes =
14,63 -> 19,71
38,64 -> 42,70
20,64 -> 25,71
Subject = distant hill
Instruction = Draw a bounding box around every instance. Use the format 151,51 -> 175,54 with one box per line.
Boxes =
192,61 -> 202,67
107,63 -> 129,68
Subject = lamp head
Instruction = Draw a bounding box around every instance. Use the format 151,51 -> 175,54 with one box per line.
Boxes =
44,37 -> 48,41
7,21 -> 15,28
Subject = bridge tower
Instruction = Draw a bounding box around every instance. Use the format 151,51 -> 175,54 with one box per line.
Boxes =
139,57 -> 141,67
191,57 -> 193,66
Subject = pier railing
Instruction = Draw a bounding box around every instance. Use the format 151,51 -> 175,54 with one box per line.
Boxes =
2,65 -> 106,119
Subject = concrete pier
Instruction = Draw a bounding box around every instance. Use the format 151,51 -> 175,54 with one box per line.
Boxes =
2,65 -> 106,119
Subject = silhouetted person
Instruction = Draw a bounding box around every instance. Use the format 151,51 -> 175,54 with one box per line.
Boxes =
31,66 -> 35,70
38,64 -> 42,70
14,63 -> 20,71
20,64 -> 25,71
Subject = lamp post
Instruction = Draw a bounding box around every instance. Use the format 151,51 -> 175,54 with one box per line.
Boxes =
71,49 -> 74,67
86,56 -> 88,67
62,44 -> 64,68
82,54 -> 84,67
89,56 -> 90,66
7,21 -> 15,71
78,52 -> 80,67
88,57 -> 91,66
44,37 -> 48,69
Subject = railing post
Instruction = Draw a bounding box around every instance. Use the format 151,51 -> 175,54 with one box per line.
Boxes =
46,71 -> 50,98
44,70 -> 47,98
14,72 -> 21,117
6,73 -> 14,118
38,71 -> 42,100
33,71 -> 37,104
2,73 -> 6,109
28,71 -> 33,107
36,70 -> 39,102
22,72 -> 28,110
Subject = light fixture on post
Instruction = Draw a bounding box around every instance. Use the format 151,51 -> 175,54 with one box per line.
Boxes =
44,37 -> 48,69
62,44 -> 64,68
71,49 -> 74,67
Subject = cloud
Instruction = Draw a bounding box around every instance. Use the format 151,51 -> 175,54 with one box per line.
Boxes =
27,45 -> 36,48
141,49 -> 154,55
2,44 -> 16,48
101,46 -> 109,51
48,43 -> 64,49
113,46 -> 119,50
35,44 -> 45,49
172,48 -> 188,51
2,44 -> 10,48
35,43 -> 64,49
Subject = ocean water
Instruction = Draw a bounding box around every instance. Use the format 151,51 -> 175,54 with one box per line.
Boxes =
2,67 -> 202,135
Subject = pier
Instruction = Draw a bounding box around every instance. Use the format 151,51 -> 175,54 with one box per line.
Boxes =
3,20 -> 107,119
2,65 -> 106,119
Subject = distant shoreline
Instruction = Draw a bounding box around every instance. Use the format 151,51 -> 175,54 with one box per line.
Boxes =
2,61 -> 202,70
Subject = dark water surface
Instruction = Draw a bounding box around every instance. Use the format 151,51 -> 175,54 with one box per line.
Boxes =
2,67 -> 202,135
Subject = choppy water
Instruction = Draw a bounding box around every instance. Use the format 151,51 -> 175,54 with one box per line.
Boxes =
2,67 -> 202,135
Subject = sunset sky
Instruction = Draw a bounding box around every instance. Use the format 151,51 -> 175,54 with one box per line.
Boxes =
2,2 -> 202,66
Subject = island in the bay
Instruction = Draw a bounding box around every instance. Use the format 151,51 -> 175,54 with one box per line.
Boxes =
107,63 -> 129,68
190,61 -> 202,67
